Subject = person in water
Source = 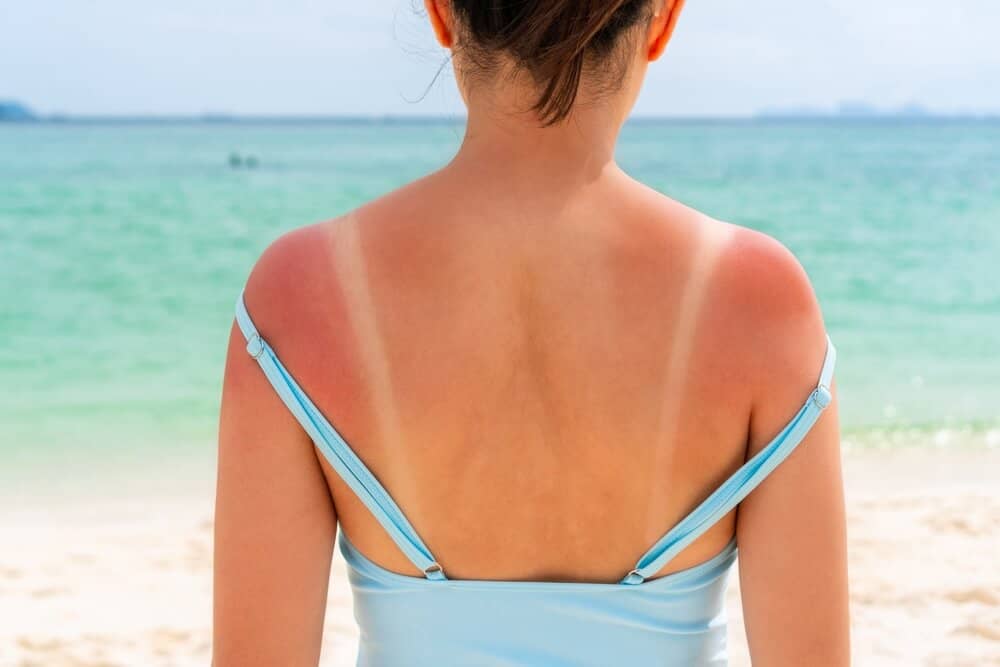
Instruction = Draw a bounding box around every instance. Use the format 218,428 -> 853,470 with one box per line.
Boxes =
213,1 -> 851,665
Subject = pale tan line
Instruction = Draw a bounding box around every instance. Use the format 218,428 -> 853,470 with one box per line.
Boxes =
327,215 -> 413,502
641,218 -> 732,549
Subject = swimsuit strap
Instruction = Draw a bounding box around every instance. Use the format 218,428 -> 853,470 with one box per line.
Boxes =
234,288 -> 446,581
621,334 -> 837,585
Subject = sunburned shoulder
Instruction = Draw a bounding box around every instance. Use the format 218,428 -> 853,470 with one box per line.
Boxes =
239,217 -> 351,339
629,181 -> 823,335
714,221 -> 823,333
634,186 -> 830,400
240,170 -> 442,320
587,175 -> 827,365
706,218 -> 832,408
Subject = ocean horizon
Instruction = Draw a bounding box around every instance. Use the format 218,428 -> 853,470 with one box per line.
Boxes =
2,118 -> 998,491
5,114 -> 1000,124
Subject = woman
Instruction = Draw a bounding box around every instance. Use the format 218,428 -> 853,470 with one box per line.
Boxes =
214,1 -> 850,665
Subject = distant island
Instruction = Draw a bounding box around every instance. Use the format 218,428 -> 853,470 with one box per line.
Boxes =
756,100 -> 937,119
0,101 -> 38,121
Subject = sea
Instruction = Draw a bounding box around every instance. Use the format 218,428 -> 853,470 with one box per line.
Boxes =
2,118 -> 998,492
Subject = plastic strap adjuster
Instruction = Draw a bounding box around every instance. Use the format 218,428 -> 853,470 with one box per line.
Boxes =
622,569 -> 645,586
811,384 -> 832,409
423,562 -> 445,580
246,333 -> 265,359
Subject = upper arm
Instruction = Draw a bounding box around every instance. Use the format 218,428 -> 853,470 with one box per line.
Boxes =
213,230 -> 338,667
732,231 -> 850,666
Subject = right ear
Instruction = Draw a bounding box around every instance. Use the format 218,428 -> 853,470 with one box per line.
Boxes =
647,0 -> 686,62
425,0 -> 455,49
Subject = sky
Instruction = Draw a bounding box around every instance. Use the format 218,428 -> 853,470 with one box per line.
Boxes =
2,0 -> 999,117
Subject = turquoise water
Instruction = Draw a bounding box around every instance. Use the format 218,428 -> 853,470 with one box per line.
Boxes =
2,119 -> 999,477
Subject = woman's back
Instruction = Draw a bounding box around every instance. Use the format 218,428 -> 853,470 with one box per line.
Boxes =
213,1 -> 850,664
243,165 -> 798,584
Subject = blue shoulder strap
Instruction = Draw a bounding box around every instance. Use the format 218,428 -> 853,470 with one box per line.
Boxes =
621,334 -> 837,585
234,288 -> 446,581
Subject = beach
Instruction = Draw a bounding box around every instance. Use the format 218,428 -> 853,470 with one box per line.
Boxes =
4,442 -> 999,667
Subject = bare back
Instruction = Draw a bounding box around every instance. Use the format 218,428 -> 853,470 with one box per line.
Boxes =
236,163 -> 826,583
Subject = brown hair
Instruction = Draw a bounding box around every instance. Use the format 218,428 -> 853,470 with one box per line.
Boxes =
450,0 -> 654,126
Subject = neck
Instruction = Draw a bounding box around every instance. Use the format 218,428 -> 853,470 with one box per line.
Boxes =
446,94 -> 627,190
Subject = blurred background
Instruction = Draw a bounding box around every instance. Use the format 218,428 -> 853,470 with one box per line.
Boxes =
1,2 -> 998,666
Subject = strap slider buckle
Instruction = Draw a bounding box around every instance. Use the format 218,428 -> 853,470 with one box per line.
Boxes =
246,333 -> 265,359
623,568 -> 645,585
423,562 -> 444,579
811,384 -> 832,409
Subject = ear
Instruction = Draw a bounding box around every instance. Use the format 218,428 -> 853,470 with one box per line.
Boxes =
647,0 -> 686,62
425,0 -> 455,49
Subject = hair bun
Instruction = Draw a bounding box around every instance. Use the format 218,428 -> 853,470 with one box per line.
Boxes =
451,0 -> 652,125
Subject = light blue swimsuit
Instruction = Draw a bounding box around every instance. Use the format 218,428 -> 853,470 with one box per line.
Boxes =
235,288 -> 837,666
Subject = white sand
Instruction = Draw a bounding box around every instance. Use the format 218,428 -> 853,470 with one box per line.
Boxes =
3,447 -> 999,667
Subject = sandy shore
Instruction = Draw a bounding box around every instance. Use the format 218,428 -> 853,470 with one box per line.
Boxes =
3,446 -> 999,667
